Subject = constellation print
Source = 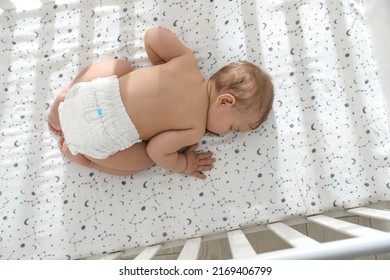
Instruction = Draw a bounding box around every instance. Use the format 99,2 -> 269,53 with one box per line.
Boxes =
69,233 -> 87,252
129,213 -> 147,232
82,199 -> 104,225
142,181 -> 164,206
188,199 -> 206,216
0,0 -> 389,260
247,181 -> 264,200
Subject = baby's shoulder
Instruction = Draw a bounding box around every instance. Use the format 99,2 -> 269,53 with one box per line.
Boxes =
165,53 -> 199,72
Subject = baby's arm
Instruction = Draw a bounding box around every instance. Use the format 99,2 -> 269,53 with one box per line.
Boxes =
146,129 -> 215,179
144,27 -> 192,65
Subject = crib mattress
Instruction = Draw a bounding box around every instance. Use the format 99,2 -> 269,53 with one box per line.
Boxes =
1,0 -> 389,259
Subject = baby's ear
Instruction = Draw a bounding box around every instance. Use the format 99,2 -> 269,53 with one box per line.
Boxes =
217,90 -> 236,106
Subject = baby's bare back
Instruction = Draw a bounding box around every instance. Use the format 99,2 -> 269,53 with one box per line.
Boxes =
118,56 -> 208,141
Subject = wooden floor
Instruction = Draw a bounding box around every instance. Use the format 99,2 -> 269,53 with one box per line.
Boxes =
133,202 -> 390,260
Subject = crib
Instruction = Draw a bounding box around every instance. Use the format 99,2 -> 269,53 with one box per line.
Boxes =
0,0 -> 389,260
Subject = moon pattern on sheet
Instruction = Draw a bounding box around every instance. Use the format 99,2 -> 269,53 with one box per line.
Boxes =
0,0 -> 389,260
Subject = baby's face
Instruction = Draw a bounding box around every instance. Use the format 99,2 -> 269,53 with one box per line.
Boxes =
206,107 -> 255,136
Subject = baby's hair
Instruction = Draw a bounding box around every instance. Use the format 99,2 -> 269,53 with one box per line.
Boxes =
210,61 -> 274,129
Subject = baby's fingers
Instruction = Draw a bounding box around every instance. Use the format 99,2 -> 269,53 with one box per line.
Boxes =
197,165 -> 214,172
199,158 -> 216,168
197,151 -> 214,159
192,171 -> 207,180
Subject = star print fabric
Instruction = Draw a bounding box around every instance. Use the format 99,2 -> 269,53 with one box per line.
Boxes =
0,0 -> 389,259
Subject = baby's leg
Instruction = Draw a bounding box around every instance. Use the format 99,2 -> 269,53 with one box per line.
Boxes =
61,140 -> 154,176
48,89 -> 68,136
61,143 -> 139,176
60,137 -> 91,167
61,141 -> 140,176
48,59 -> 133,135
85,142 -> 155,172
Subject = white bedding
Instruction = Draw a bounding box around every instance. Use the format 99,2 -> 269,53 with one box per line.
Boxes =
0,0 -> 389,259
363,0 -> 390,122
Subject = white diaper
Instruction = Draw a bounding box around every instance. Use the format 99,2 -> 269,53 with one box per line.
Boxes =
58,75 -> 142,159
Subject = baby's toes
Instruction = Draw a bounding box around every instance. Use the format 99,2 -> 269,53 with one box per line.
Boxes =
48,123 -> 63,136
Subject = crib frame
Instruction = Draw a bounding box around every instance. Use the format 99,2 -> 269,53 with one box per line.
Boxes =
86,202 -> 390,260
1,0 -> 389,261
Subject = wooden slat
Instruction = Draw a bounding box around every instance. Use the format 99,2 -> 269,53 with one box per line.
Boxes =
308,215 -> 386,237
134,245 -> 162,260
227,230 -> 256,259
267,222 -> 320,247
177,237 -> 202,260
347,207 -> 390,221
98,251 -> 124,260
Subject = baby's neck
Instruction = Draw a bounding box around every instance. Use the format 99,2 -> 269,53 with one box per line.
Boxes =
204,79 -> 214,102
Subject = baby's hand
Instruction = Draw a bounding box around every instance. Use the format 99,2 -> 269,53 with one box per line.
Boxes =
183,144 -> 215,180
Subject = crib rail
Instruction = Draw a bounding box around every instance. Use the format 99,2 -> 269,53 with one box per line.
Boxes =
247,233 -> 390,260
101,205 -> 390,260
307,215 -> 386,237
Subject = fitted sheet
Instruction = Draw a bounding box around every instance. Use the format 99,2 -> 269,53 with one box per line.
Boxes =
363,0 -> 390,122
0,0 -> 389,259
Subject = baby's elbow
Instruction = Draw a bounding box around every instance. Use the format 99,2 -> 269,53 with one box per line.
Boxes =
145,27 -> 164,42
145,28 -> 157,43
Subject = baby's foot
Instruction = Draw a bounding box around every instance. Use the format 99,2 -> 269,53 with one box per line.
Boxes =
60,138 -> 92,168
48,90 -> 67,136
48,122 -> 62,137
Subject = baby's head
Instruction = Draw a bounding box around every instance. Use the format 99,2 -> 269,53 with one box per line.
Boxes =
206,61 -> 274,135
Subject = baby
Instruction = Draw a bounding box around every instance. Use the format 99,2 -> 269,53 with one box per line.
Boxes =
48,27 -> 274,179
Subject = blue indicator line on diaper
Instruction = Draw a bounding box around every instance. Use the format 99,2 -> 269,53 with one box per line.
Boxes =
97,108 -> 103,117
